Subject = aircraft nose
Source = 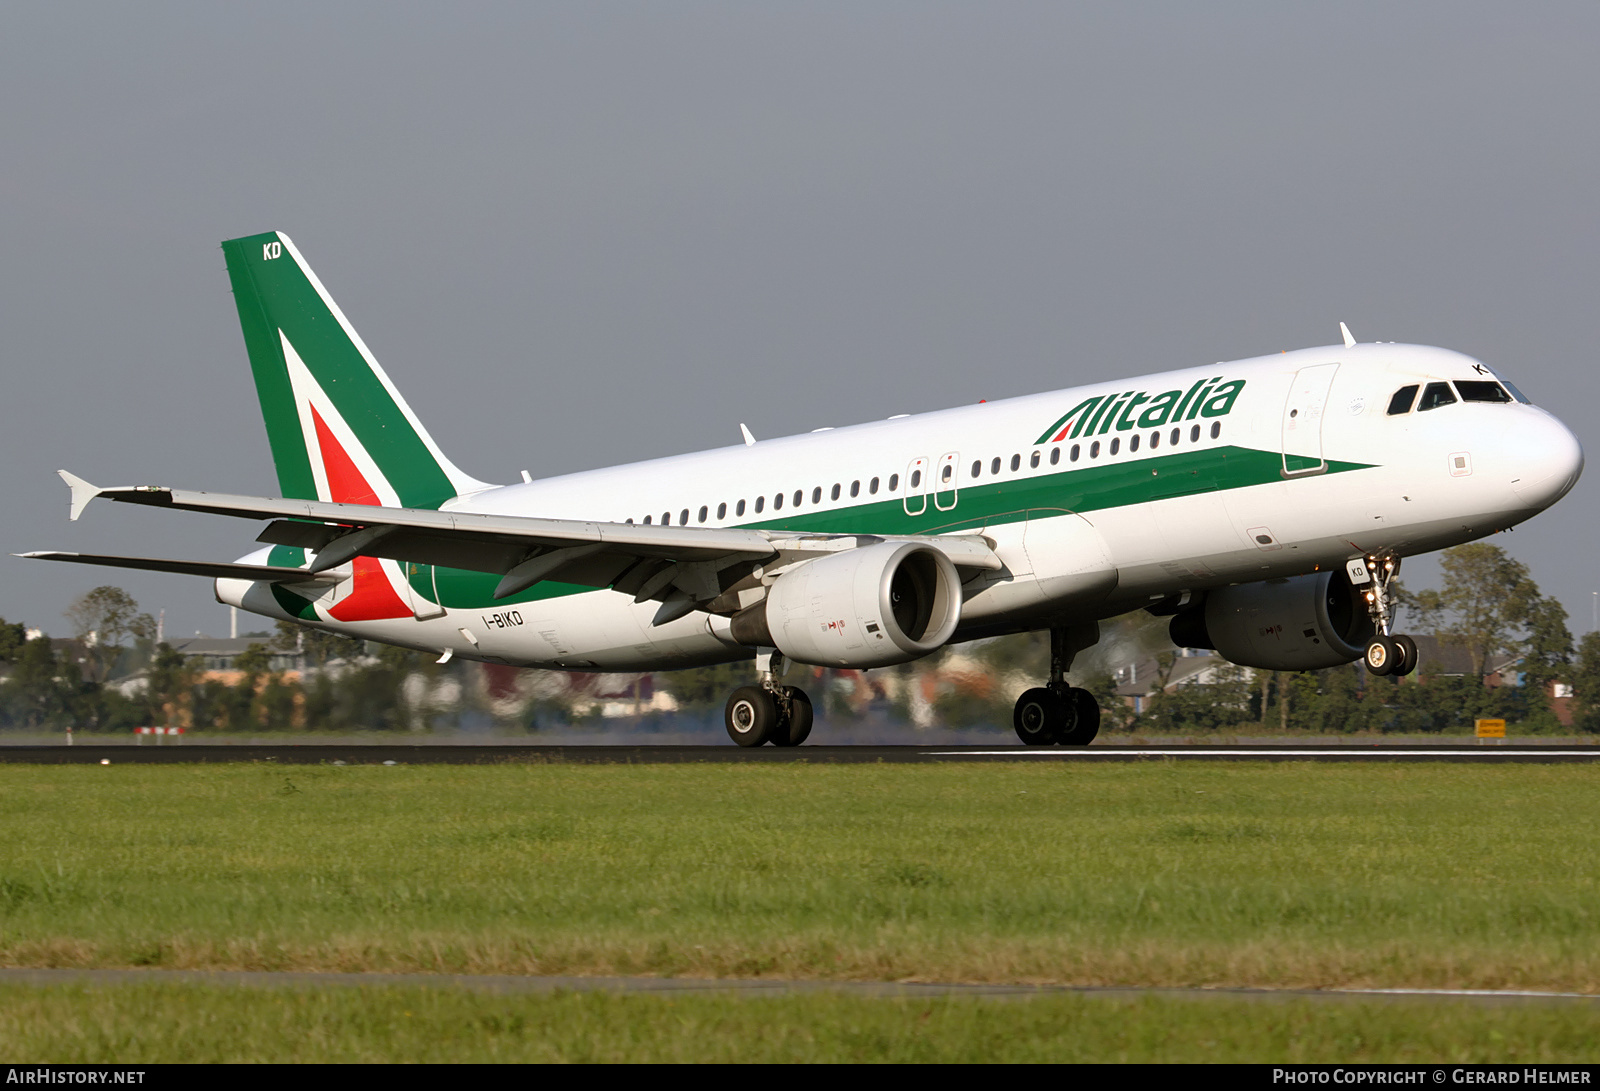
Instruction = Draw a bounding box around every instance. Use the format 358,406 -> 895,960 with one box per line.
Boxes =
1511,411 -> 1584,511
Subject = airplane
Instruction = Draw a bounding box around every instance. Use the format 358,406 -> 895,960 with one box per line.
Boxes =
23,232 -> 1584,746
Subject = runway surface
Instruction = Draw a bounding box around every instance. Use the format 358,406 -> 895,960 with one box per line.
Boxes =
2,743 -> 1598,764
0,967 -> 1594,1006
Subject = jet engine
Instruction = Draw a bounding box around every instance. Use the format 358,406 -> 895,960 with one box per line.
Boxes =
730,541 -> 962,668
1169,570 -> 1374,672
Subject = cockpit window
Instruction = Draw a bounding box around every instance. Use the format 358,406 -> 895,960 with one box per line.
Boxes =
1499,380 -> 1532,405
1454,380 -> 1512,403
1417,381 -> 1458,412
1386,385 -> 1419,415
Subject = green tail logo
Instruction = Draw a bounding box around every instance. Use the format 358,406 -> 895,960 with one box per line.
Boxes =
221,231 -> 487,510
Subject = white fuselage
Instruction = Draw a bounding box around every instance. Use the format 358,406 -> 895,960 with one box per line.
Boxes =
219,342 -> 1582,671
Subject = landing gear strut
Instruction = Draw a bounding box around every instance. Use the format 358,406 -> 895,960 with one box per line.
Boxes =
1012,623 -> 1101,747
724,649 -> 814,747
1354,552 -> 1417,677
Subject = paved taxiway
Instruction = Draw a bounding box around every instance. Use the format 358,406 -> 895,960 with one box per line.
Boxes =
2,743 -> 1597,764
0,967 -> 1594,1006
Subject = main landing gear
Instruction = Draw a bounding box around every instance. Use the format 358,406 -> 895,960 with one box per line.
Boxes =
1353,552 -> 1418,677
724,650 -> 814,747
1013,623 -> 1101,747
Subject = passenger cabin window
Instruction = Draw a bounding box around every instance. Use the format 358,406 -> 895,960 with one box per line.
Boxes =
1009,454 -> 1020,471
1030,451 -> 1040,468
1190,424 -> 1200,442
889,474 -> 899,492
755,496 -> 764,513
1050,447 -> 1060,465
737,499 -> 746,516
774,493 -> 783,510
1109,438 -> 1120,455
1129,434 -> 1140,452
870,477 -> 880,494
1418,382 -> 1458,412
850,481 -> 860,497
990,457 -> 1001,475
1170,427 -> 1179,445
909,471 -> 920,489
681,508 -> 689,525
940,465 -> 952,483
811,487 -> 820,504
643,515 -> 652,524
831,484 -> 841,500
792,490 -> 802,507
1387,385 -> 1419,414
1149,430 -> 1160,449
661,512 -> 671,525
1090,441 -> 1100,458
971,460 -> 981,478
1069,444 -> 1080,462
1455,380 -> 1512,403
717,502 -> 727,519
698,506 -> 707,523
1210,422 -> 1221,439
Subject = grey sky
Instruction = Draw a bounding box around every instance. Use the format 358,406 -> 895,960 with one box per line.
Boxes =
4,3 -> 1598,641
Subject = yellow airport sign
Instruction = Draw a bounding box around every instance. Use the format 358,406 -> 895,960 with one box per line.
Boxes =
1475,718 -> 1507,738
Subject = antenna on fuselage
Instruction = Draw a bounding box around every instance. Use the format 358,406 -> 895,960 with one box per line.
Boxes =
1339,322 -> 1357,348
739,423 -> 757,446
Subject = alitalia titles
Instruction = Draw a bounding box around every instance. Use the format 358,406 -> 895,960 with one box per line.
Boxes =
1034,377 -> 1247,445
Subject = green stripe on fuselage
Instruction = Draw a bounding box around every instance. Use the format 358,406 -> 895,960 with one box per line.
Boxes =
412,445 -> 1375,610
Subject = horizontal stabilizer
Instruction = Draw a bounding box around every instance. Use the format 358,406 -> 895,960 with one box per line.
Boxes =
16,552 -> 335,584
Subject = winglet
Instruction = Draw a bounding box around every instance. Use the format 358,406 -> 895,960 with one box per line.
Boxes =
739,423 -> 757,447
1339,322 -> 1356,348
58,470 -> 102,522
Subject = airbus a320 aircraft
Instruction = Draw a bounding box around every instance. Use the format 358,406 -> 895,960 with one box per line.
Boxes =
25,233 -> 1584,746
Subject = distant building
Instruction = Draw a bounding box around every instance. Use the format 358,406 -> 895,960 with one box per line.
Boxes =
160,635 -> 307,674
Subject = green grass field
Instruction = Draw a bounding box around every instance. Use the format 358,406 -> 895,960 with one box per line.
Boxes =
1,761 -> 1597,1060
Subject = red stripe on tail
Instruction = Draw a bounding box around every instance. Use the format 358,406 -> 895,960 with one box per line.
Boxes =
310,405 -> 412,621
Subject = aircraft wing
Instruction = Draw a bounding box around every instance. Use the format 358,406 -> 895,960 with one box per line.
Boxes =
45,472 -> 1001,612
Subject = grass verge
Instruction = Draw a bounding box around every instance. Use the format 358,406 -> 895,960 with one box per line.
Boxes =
0,762 -> 1596,989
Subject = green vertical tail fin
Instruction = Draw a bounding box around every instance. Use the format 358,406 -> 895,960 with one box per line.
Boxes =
221,231 -> 489,509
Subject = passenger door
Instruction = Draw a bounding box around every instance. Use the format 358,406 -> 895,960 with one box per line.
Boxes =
1282,363 -> 1339,475
903,457 -> 929,516
933,452 -> 960,511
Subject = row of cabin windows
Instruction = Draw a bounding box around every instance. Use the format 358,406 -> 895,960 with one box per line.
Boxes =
1385,379 -> 1524,415
627,420 -> 1225,525
968,421 -> 1222,478
633,475 -> 899,525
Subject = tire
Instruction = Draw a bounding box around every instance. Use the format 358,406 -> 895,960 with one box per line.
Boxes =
1058,687 -> 1101,746
1365,636 -> 1399,676
770,687 -> 814,747
1013,687 -> 1068,746
725,685 -> 777,747
1392,634 -> 1419,677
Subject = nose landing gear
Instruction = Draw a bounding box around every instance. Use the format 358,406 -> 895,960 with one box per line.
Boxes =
1011,623 -> 1102,746
1354,553 -> 1418,677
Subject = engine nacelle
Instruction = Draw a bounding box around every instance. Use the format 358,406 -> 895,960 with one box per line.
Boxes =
1171,570 -> 1374,672
731,541 -> 962,667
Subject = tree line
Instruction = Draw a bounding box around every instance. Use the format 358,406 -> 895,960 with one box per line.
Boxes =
2,543 -> 1598,734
